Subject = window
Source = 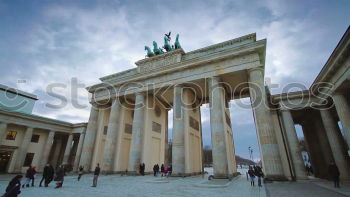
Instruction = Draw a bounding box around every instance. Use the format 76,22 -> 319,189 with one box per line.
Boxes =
152,121 -> 161,133
103,126 -> 108,135
125,124 -> 132,134
23,153 -> 34,167
31,134 -> 40,143
6,131 -> 17,140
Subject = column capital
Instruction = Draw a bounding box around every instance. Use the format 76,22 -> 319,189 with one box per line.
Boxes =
247,67 -> 264,74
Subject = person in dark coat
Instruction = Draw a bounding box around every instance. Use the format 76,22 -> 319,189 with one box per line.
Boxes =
248,166 -> 255,186
167,165 -> 172,177
328,162 -> 340,188
22,166 -> 35,188
139,163 -> 145,176
39,164 -> 49,187
3,175 -> 23,197
92,163 -> 100,187
153,164 -> 157,177
77,166 -> 84,181
161,164 -> 165,177
54,165 -> 65,189
255,166 -> 264,187
46,164 -> 55,186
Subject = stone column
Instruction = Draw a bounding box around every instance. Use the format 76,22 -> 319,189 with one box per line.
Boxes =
332,94 -> 350,150
248,68 -> 284,179
79,106 -> 99,171
128,92 -> 145,173
14,127 -> 33,172
73,133 -> 85,171
39,130 -> 55,169
320,109 -> 350,179
62,134 -> 74,164
208,77 -> 229,178
52,138 -> 63,167
102,98 -> 121,172
172,85 -> 186,175
0,122 -> 8,144
280,109 -> 308,179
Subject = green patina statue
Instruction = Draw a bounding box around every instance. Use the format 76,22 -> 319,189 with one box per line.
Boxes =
163,36 -> 173,52
175,34 -> 181,49
153,41 -> 163,55
145,46 -> 155,57
145,32 -> 181,57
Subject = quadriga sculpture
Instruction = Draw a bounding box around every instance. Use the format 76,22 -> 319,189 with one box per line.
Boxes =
145,46 -> 155,57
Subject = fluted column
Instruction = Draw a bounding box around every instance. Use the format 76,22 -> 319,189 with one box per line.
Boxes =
14,127 -> 33,172
0,122 -> 8,144
320,109 -> 350,179
73,133 -> 85,171
40,130 -> 55,169
248,68 -> 284,179
208,77 -> 229,178
128,92 -> 145,173
62,134 -> 74,164
172,85 -> 186,175
332,94 -> 350,150
280,109 -> 308,180
102,98 -> 121,172
79,106 -> 99,171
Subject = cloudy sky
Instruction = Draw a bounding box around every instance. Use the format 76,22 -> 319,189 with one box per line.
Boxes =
1,0 -> 349,160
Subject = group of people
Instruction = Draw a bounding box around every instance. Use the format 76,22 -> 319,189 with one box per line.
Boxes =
247,165 -> 264,187
2,163 -> 101,197
152,164 -> 172,177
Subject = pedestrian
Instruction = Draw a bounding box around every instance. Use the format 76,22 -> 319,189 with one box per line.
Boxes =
328,162 -> 340,188
248,166 -> 255,186
30,166 -> 37,187
156,164 -> 160,176
39,164 -> 50,187
255,166 -> 264,187
54,165 -> 65,189
153,164 -> 157,177
164,167 -> 168,177
3,175 -> 23,197
46,164 -> 55,186
161,164 -> 165,177
167,165 -> 172,177
77,166 -> 84,181
92,163 -> 100,187
139,163 -> 145,176
22,166 -> 34,188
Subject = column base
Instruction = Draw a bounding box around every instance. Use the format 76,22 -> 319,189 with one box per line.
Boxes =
264,175 -> 289,182
171,172 -> 203,177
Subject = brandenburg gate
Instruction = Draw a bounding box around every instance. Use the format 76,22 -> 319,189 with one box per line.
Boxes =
76,30 -> 350,181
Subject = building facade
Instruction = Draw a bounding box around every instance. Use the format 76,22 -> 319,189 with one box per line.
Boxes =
0,85 -> 86,173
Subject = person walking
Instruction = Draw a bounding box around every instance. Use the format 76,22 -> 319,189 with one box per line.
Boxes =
255,166 -> 264,187
161,164 -> 165,177
153,164 -> 157,177
22,166 -> 34,188
30,166 -> 37,187
167,165 -> 172,177
77,166 -> 84,181
54,165 -> 65,189
3,175 -> 23,197
39,164 -> 49,187
248,166 -> 255,186
46,164 -> 55,187
92,163 -> 100,187
156,164 -> 160,176
328,162 -> 340,188
139,163 -> 145,176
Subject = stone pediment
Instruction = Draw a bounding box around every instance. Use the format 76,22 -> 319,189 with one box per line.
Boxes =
135,48 -> 185,72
